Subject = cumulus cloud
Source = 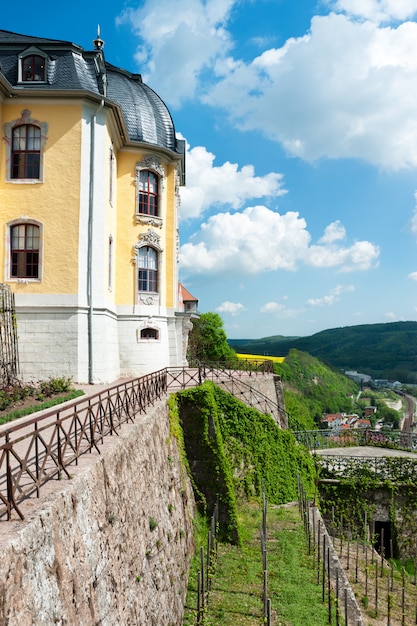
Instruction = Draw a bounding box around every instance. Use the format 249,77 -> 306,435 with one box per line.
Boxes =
307,284 -> 355,306
179,206 -> 379,275
318,221 -> 347,244
203,13 -> 417,169
408,271 -> 417,280
306,240 -> 380,272
118,1 -> 417,169
260,302 -> 301,318
180,206 -> 309,274
216,301 -> 245,316
179,143 -> 286,220
330,0 -> 417,23
116,0 -> 235,105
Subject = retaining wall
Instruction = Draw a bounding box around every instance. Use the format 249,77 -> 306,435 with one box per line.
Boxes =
0,400 -> 196,626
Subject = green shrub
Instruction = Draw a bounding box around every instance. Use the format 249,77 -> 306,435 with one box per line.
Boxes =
0,391 -> 11,411
39,376 -> 73,397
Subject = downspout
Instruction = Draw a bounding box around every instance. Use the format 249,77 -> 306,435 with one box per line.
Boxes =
87,99 -> 104,384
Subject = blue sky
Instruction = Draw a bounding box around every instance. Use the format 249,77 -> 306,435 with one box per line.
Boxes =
4,0 -> 417,339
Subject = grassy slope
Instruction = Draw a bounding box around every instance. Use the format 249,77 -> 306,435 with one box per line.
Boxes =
183,502 -> 330,626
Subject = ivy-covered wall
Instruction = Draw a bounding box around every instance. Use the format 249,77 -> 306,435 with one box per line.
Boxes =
318,461 -> 417,560
175,381 -> 316,544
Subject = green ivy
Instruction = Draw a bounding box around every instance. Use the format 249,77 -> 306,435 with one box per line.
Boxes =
175,381 -> 316,544
317,456 -> 417,559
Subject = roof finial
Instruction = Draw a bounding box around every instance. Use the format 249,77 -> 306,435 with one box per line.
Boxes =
93,25 -> 104,50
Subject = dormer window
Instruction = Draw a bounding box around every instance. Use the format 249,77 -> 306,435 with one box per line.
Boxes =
18,48 -> 47,83
22,54 -> 46,81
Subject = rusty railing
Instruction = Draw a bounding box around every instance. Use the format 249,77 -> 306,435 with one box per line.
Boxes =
0,370 -> 167,521
0,362 -> 279,521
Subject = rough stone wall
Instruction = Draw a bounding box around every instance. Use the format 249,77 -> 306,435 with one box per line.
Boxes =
220,373 -> 287,427
0,400 -> 196,626
309,505 -> 364,625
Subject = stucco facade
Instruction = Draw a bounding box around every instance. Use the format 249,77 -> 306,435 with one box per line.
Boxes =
0,30 -> 194,383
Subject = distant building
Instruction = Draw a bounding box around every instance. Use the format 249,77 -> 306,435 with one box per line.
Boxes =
352,419 -> 371,429
345,370 -> 372,384
178,283 -> 199,314
321,414 -> 343,430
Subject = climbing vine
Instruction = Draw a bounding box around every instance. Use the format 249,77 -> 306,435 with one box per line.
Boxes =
175,381 -> 316,544
316,456 -> 417,559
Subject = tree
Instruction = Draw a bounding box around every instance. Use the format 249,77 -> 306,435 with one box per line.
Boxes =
187,312 -> 236,364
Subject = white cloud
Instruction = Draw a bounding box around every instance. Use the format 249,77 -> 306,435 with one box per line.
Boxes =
307,284 -> 355,306
203,13 -> 417,169
260,302 -> 301,318
408,271 -> 417,280
180,206 -> 310,274
216,301 -> 245,316
179,206 -> 379,275
116,0 -> 235,105
119,2 -> 417,169
385,311 -> 399,320
318,221 -> 346,244
306,240 -> 380,272
179,143 -> 286,219
331,0 -> 417,23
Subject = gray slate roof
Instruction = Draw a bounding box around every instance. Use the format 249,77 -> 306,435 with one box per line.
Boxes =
0,29 -> 181,154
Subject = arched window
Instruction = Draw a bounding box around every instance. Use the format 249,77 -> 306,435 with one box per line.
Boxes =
138,170 -> 159,216
138,246 -> 158,292
11,124 -> 41,179
22,54 -> 46,81
140,328 -> 159,340
10,223 -> 40,278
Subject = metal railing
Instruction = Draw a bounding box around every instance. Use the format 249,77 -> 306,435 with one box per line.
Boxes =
294,428 -> 417,452
316,454 -> 417,483
0,362 -> 280,521
167,364 -> 288,428
0,370 -> 167,521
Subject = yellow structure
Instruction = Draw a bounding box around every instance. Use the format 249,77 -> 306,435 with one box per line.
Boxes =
0,29 -> 196,383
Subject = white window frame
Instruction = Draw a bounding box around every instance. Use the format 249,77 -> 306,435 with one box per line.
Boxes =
18,47 -> 48,83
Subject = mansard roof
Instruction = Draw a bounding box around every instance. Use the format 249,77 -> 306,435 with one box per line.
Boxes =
0,29 -> 183,156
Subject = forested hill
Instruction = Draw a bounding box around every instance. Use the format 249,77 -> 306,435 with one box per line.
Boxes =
229,321 -> 417,383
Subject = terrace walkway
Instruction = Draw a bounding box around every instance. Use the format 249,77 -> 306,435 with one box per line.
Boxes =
316,445 -> 417,459
0,362 -> 281,522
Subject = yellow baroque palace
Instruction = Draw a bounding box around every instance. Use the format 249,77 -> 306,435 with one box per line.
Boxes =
0,29 -> 198,383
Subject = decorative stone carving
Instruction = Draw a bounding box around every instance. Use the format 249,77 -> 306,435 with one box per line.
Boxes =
139,293 -> 160,306
134,228 -> 163,252
135,156 -> 165,188
135,214 -> 163,228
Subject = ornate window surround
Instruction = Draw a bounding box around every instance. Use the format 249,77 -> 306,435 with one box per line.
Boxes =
18,47 -> 48,83
3,110 -> 48,183
135,156 -> 165,228
133,228 -> 163,306
5,217 -> 44,282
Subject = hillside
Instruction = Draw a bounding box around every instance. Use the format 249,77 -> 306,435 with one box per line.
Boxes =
229,321 -> 417,382
273,349 -> 358,429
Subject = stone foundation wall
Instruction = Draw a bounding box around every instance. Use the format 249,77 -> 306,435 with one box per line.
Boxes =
0,400 -> 196,626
